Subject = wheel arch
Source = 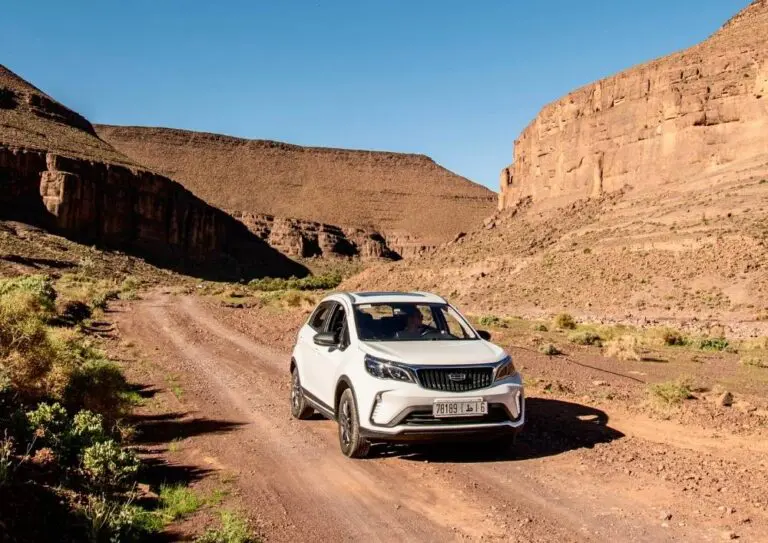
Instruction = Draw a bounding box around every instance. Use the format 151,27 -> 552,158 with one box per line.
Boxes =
334,375 -> 354,416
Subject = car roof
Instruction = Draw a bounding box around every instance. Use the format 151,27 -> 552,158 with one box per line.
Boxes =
326,291 -> 447,305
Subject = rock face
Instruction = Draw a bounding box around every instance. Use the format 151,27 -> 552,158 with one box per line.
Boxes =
95,125 -> 496,250
499,0 -> 768,210
232,212 -> 400,260
0,65 -> 306,279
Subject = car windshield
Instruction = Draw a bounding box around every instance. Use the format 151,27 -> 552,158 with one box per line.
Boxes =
353,302 -> 477,341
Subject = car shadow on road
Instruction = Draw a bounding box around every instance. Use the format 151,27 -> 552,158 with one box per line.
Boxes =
129,412 -> 245,445
379,397 -> 625,463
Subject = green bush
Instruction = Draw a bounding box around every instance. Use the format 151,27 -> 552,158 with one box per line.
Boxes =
70,411 -> 107,450
90,290 -> 119,311
27,402 -> 70,455
196,510 -> 255,543
64,360 -> 128,418
553,313 -> 577,330
248,272 -> 341,292
82,440 -> 139,489
648,379 -> 692,405
696,337 -> 729,351
83,495 -> 162,543
0,293 -> 59,397
478,315 -> 507,328
0,275 -> 57,313
159,484 -> 201,522
538,343 -> 560,356
568,330 -> 602,346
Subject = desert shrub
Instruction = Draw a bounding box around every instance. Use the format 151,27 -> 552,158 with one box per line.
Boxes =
553,313 -> 577,330
741,356 -> 768,369
656,327 -> 686,346
283,290 -> 304,308
568,330 -> 602,346
158,484 -> 201,522
59,300 -> 92,325
0,275 -> 57,313
0,435 -> 14,486
196,510 -> 255,543
248,272 -> 341,292
64,360 -> 128,418
604,335 -> 641,361
479,315 -> 507,328
83,495 -> 162,543
0,295 -> 59,397
648,378 -> 692,405
532,323 -> 548,332
82,440 -> 139,489
70,411 -> 107,450
696,336 -> 729,351
90,290 -> 119,311
26,402 -> 70,455
538,343 -> 560,356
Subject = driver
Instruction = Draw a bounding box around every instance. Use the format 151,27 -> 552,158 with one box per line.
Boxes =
397,306 -> 425,339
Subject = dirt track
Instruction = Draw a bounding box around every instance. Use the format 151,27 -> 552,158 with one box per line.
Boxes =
113,293 -> 768,542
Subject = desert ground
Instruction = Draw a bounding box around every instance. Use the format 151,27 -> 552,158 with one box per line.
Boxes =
100,285 -> 768,542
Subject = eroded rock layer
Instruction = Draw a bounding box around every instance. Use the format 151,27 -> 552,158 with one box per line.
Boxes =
500,0 -> 768,210
0,65 -> 305,279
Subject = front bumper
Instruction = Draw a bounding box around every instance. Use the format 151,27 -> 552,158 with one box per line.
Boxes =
359,378 -> 524,442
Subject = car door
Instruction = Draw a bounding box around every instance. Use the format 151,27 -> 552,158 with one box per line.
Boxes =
313,302 -> 353,408
296,301 -> 335,404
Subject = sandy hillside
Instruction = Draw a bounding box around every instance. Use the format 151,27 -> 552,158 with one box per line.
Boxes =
96,125 -> 496,247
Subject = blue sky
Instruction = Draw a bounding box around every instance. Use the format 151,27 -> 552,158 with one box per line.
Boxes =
1,1 -> 751,190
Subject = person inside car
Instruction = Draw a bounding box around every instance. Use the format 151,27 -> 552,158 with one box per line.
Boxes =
396,306 -> 426,339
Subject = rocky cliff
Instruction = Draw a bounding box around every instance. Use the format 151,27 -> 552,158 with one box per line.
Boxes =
0,65 -> 306,279
232,212 -> 401,260
499,0 -> 768,210
95,126 -> 496,249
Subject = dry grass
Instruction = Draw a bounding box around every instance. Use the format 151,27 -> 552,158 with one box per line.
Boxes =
648,378 -> 693,405
604,335 -> 641,361
553,313 -> 577,330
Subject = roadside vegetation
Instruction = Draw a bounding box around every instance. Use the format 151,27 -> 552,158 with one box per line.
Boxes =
0,273 -> 232,541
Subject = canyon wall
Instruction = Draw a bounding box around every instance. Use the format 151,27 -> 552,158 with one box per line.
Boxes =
0,145 -> 306,280
1,64 -> 307,279
499,0 -> 768,210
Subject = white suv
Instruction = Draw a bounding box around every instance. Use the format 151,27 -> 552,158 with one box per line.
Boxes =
290,291 -> 525,458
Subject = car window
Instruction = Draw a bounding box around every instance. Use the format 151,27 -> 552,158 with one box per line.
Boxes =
308,301 -> 334,331
327,305 -> 346,336
438,305 -> 474,339
354,302 -> 477,341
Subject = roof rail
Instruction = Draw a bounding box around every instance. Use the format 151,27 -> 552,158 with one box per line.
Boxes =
411,291 -> 446,303
341,292 -> 356,303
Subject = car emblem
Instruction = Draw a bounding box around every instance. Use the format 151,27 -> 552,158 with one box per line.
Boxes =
448,373 -> 467,381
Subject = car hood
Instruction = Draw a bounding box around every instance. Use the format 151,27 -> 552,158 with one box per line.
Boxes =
359,340 -> 506,366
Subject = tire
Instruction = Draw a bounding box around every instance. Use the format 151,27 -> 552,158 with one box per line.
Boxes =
290,366 -> 314,420
337,388 -> 370,458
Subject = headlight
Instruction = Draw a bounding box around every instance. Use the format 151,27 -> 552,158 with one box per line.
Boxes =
364,354 -> 416,383
493,355 -> 516,382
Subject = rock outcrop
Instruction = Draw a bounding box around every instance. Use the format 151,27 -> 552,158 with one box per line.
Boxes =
0,65 -> 306,279
499,0 -> 768,210
95,125 -> 496,250
232,212 -> 400,260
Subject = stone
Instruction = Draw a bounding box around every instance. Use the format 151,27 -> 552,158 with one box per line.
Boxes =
717,392 -> 734,407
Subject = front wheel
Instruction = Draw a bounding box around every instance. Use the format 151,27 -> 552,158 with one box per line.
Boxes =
337,388 -> 370,458
290,366 -> 314,420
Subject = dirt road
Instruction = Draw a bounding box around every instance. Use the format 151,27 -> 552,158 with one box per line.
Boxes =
113,293 -> 767,542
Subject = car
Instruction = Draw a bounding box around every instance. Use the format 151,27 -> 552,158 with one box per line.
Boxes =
289,291 -> 525,458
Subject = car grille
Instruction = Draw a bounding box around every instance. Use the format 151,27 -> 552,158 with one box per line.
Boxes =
402,405 -> 510,426
416,367 -> 493,392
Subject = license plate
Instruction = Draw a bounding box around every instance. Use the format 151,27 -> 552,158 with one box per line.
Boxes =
432,398 -> 488,418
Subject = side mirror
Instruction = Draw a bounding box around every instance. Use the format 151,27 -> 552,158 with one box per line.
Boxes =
313,331 -> 338,347
477,330 -> 491,341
